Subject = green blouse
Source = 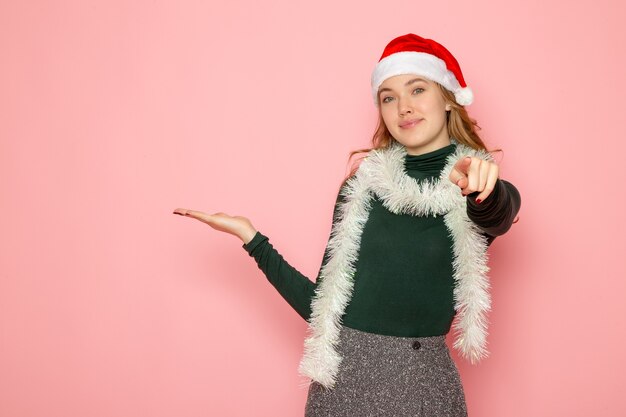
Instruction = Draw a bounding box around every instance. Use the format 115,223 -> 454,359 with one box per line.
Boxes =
242,143 -> 521,337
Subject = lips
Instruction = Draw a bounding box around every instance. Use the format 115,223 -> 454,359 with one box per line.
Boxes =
399,118 -> 423,128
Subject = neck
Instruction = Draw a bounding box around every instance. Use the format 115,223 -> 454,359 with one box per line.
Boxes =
403,141 -> 456,176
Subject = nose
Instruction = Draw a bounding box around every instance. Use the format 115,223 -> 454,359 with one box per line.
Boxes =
398,96 -> 413,116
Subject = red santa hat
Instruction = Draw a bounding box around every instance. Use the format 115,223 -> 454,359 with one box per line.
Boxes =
371,34 -> 473,107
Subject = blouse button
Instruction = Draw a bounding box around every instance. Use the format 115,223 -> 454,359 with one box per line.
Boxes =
412,341 -> 421,350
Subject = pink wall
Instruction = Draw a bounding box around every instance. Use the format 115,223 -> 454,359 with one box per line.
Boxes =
2,1 -> 624,416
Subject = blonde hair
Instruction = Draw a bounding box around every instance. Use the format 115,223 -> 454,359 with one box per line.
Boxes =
341,82 -> 499,185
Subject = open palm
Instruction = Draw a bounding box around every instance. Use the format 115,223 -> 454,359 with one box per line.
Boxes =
173,208 -> 257,244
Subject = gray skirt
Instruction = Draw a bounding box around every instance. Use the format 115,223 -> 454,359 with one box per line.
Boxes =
304,325 -> 468,417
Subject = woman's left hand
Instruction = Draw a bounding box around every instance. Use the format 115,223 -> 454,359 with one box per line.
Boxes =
448,156 -> 499,203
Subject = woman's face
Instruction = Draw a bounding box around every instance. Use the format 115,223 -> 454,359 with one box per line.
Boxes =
378,74 -> 452,155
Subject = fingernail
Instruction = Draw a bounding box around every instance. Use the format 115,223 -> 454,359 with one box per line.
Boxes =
476,198 -> 482,204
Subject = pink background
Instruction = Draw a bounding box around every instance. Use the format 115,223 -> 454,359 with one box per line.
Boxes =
2,1 -> 625,416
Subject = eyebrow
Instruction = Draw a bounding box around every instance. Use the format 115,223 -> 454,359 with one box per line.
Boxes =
378,77 -> 429,98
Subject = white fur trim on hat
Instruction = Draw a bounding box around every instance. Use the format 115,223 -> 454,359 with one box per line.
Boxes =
454,86 -> 474,106
371,51 -> 472,106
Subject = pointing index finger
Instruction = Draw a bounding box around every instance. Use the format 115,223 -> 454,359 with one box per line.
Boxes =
449,156 -> 471,186
453,156 -> 472,175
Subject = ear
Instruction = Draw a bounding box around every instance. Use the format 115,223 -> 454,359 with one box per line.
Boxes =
445,103 -> 451,111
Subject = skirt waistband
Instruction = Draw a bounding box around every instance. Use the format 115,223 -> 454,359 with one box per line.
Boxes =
339,324 -> 448,350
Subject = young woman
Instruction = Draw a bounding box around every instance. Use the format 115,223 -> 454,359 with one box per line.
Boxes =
174,33 -> 521,416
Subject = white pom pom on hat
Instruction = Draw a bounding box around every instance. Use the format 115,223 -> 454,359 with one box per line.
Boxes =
371,34 -> 474,107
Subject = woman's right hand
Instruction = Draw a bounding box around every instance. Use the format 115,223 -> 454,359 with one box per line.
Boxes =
173,208 -> 257,244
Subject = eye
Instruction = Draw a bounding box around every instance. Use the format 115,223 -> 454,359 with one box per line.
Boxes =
381,96 -> 393,104
413,87 -> 425,94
